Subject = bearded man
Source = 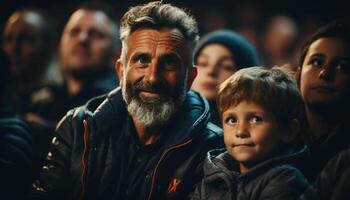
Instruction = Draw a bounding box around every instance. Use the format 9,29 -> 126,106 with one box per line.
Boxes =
30,2 -> 223,200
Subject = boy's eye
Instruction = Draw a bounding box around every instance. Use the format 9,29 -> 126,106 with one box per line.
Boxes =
225,116 -> 237,125
249,116 -> 263,124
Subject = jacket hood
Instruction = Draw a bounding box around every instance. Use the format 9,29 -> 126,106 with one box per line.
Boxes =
82,87 -> 212,146
203,145 -> 310,182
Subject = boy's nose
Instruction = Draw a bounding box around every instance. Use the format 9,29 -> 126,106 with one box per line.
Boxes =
235,123 -> 250,138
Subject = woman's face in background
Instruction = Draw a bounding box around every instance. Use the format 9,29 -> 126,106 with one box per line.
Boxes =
191,43 -> 237,101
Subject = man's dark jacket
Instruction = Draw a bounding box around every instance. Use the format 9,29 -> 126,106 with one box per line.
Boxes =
31,87 -> 223,200
191,146 -> 310,200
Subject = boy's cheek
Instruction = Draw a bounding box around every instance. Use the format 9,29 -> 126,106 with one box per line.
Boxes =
223,134 -> 234,147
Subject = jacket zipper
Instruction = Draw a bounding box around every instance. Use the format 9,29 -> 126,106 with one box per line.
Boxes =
147,139 -> 193,200
80,119 -> 90,200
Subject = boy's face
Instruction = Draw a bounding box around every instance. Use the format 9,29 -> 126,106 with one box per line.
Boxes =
222,101 -> 281,173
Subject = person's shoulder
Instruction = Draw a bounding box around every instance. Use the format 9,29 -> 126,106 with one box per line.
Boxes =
0,116 -> 31,141
203,122 -> 223,138
194,122 -> 224,150
333,148 -> 350,164
196,122 -> 223,145
29,84 -> 65,106
0,116 -> 34,164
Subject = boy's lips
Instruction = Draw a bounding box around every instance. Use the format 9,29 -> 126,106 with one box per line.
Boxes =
234,143 -> 255,147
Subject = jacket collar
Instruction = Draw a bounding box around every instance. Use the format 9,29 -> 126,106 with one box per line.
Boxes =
203,145 -> 310,181
85,87 -> 211,146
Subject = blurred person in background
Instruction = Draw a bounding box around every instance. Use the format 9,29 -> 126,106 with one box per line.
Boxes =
296,20 -> 350,182
2,7 -> 56,114
191,30 -> 259,126
260,15 -> 299,68
24,1 -> 120,168
0,48 -> 35,200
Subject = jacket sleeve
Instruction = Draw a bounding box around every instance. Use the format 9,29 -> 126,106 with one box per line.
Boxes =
0,118 -> 35,199
301,149 -> 350,200
28,110 -> 83,200
259,165 -> 309,200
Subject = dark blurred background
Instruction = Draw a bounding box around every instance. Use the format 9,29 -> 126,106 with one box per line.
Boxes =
1,0 -> 347,35
1,0 -> 348,68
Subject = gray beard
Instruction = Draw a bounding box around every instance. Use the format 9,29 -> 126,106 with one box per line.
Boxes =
126,96 -> 176,127
122,72 -> 188,128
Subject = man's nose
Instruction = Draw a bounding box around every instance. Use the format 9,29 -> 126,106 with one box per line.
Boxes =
145,62 -> 160,85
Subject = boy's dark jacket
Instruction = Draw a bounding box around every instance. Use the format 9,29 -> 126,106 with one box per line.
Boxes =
191,146 -> 310,200
30,87 -> 223,200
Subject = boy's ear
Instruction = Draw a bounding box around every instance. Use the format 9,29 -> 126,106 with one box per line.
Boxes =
281,119 -> 300,143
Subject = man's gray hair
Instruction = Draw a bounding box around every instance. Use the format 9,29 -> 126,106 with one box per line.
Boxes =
119,1 -> 199,64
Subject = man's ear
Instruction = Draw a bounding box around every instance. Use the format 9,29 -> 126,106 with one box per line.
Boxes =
186,65 -> 197,90
281,119 -> 300,143
115,59 -> 124,87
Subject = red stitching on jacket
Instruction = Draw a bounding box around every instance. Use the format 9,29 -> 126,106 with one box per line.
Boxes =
147,139 -> 193,200
80,119 -> 90,200
167,178 -> 181,193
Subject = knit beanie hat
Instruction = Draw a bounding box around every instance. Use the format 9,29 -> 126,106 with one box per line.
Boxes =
194,29 -> 260,69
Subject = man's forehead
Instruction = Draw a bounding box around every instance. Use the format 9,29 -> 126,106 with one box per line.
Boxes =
128,28 -> 187,49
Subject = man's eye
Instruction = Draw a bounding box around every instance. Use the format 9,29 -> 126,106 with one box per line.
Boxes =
137,58 -> 147,64
135,56 -> 150,65
250,116 -> 262,124
163,61 -> 178,71
225,117 -> 237,125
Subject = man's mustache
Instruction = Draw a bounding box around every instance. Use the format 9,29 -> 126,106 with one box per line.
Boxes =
134,80 -> 171,96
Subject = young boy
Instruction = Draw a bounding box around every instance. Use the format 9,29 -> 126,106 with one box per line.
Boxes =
191,66 -> 309,199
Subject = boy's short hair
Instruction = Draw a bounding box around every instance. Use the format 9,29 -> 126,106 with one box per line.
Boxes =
217,66 -> 304,129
